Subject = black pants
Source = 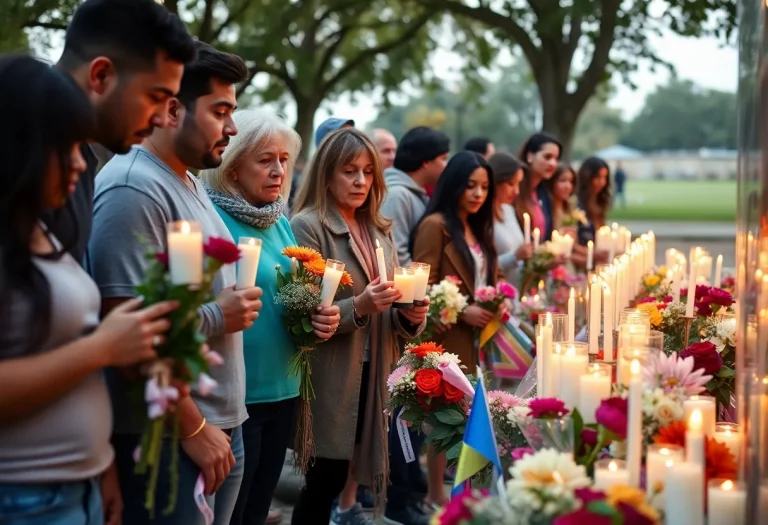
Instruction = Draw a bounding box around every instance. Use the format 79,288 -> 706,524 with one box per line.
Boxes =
291,364 -> 369,525
230,397 -> 297,525
386,421 -> 426,510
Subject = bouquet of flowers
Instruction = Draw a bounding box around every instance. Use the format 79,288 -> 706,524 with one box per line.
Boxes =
487,391 -> 529,471
640,265 -> 670,299
549,265 -> 587,316
700,314 -> 736,408
521,249 -> 556,296
433,449 -> 659,525
475,282 -> 517,346
274,246 -> 353,471
415,276 -> 469,343
386,342 -> 478,463
560,206 -> 588,227
134,236 -> 241,516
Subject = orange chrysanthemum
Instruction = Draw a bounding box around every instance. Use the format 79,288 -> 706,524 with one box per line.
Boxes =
705,437 -> 737,481
340,271 -> 354,287
302,258 -> 326,278
409,341 -> 445,359
653,421 -> 687,448
282,246 -> 323,263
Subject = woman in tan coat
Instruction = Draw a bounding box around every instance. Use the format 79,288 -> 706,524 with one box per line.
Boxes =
289,128 -> 427,525
411,151 -> 501,508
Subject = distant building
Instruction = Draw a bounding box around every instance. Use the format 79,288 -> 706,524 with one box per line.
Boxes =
576,144 -> 737,181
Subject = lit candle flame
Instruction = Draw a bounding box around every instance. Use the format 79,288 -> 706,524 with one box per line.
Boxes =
608,460 -> 618,472
376,239 -> 381,248
660,448 -> 669,455
570,288 -> 575,299
630,359 -> 640,376
180,220 -> 190,234
721,480 -> 734,491
566,345 -> 576,357
545,312 -> 552,326
689,408 -> 703,431
248,238 -> 256,246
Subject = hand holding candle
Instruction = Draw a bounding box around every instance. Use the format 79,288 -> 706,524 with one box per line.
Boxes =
236,236 -> 262,290
375,239 -> 388,280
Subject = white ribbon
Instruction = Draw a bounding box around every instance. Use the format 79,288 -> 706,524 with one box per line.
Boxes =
397,407 -> 416,463
194,473 -> 214,525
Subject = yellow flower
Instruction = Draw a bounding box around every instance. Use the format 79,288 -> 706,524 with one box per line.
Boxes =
605,485 -> 660,523
657,265 -> 668,277
644,275 -> 661,288
636,303 -> 663,327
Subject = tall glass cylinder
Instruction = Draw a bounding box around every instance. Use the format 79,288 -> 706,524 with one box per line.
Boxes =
737,0 -> 768,520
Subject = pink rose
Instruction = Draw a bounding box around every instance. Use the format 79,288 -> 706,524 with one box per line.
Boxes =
511,447 -> 534,460
497,281 -> 517,300
528,398 -> 569,419
551,265 -> 567,281
595,397 -> 628,439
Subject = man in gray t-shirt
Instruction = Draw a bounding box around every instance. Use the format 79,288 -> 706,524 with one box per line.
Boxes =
88,42 -> 256,525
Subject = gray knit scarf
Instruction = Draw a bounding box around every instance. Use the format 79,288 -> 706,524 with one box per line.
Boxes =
204,183 -> 284,230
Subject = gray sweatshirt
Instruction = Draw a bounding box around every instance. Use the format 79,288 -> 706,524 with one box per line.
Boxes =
381,167 -> 429,266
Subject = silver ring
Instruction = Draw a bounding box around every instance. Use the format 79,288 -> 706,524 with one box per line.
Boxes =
153,335 -> 162,347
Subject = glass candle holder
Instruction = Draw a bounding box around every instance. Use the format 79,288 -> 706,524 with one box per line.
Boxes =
167,220 -> 203,285
707,479 -> 746,525
648,330 -> 664,352
645,443 -> 684,507
319,259 -> 346,307
618,347 -> 651,387
393,267 -> 415,308
409,262 -> 430,305
552,342 -> 589,408
594,459 -> 629,491
235,236 -> 262,290
579,362 -> 612,422
714,422 -> 742,460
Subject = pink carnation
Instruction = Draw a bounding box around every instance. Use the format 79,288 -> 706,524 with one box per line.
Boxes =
387,365 -> 413,391
551,265 -> 568,282
475,286 -> 496,303
528,397 -> 569,419
497,281 -> 517,300
488,390 -> 526,409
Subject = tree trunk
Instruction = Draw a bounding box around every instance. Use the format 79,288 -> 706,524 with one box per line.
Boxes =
538,87 -> 578,162
295,97 -> 321,163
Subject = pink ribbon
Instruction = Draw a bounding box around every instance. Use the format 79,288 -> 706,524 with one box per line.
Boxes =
438,361 -> 475,397
194,473 -> 214,525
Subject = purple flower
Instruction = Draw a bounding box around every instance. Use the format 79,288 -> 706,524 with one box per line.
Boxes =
528,398 -> 569,419
596,397 -> 628,439
197,372 -> 219,397
511,447 -> 535,460
145,377 -> 179,419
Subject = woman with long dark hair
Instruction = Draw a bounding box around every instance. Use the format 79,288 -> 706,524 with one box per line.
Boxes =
577,156 -> 612,231
514,133 -> 562,242
0,55 -> 177,524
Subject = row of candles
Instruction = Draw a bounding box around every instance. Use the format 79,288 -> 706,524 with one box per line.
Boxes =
521,212 -> 575,256
167,220 -> 433,308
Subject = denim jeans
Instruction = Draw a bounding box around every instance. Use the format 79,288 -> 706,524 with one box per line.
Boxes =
386,421 -> 426,511
0,477 -> 102,525
231,398 -> 296,525
112,426 -> 244,525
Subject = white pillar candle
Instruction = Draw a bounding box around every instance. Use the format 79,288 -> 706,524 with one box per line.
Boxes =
533,227 -> 540,249
235,236 -> 262,290
555,343 -> 588,410
707,480 -> 746,525
685,247 -> 698,318
167,220 -> 203,285
375,239 -> 388,281
683,396 -> 716,437
567,288 -> 575,341
665,462 -> 704,525
589,277 -> 601,356
627,359 -> 643,487
410,263 -> 430,305
594,459 -> 630,491
578,363 -> 612,423
586,241 -> 594,271
393,266 -> 415,308
540,314 -> 554,397
714,254 -> 723,288
697,255 -> 712,284
609,231 -> 617,261
523,212 -> 531,244
685,408 -> 705,467
665,248 -> 676,270
319,259 -> 345,307
645,444 -> 684,506
672,267 -> 682,303
714,423 -> 742,460
648,231 -> 655,268
603,284 -> 614,361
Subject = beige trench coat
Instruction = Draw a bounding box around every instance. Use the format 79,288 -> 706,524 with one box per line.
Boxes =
290,205 -> 425,461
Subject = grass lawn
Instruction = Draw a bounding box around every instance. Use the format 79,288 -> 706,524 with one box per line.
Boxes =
607,180 -> 736,222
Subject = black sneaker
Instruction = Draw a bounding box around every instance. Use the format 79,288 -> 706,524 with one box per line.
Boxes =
382,501 -> 430,525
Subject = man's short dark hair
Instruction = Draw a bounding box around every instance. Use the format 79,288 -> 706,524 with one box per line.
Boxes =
61,0 -> 196,71
176,41 -> 249,109
393,127 -> 451,173
464,137 -> 492,156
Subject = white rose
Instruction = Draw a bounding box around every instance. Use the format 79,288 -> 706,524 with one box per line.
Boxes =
654,396 -> 684,426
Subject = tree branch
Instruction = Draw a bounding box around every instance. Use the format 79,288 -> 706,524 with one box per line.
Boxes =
564,10 -> 583,62
236,70 -> 257,98
211,0 -> 257,44
23,21 -> 67,31
197,0 -> 217,42
569,0 -> 620,113
428,0 -> 540,67
315,26 -> 352,85
252,60 -> 301,97
322,12 -> 433,91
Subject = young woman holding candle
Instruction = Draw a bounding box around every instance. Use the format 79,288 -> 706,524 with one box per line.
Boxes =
542,164 -> 591,269
411,151 -> 502,509
513,132 -> 562,242
576,156 -> 612,233
200,109 -> 341,525
0,55 -> 180,524
488,152 -> 533,286
289,128 -> 427,525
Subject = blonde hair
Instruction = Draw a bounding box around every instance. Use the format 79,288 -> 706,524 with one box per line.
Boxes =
293,127 -> 391,232
200,108 -> 302,202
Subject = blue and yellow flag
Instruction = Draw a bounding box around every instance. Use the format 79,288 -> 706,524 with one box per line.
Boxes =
451,367 -> 503,497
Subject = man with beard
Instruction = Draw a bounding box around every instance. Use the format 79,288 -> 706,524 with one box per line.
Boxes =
43,0 -> 197,265
88,42 -> 260,524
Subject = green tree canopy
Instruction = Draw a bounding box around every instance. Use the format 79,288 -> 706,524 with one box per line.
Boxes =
620,79 -> 737,151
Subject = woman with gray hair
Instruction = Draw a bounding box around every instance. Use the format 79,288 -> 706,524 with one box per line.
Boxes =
200,109 -> 341,525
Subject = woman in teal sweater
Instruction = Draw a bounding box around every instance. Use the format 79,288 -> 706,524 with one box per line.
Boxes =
200,109 -> 341,525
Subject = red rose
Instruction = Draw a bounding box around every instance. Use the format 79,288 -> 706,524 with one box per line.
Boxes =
414,369 -> 444,398
681,341 -> 722,375
441,381 -> 465,403
204,237 -> 241,264
155,252 -> 169,267
708,288 -> 734,307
